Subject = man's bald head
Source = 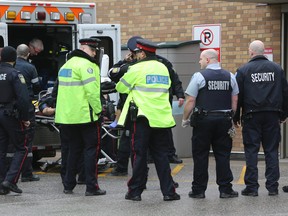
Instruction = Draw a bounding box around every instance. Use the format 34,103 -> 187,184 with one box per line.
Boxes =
249,40 -> 265,57
17,44 -> 30,59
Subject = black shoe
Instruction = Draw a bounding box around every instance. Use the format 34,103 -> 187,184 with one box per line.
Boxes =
241,188 -> 258,197
110,168 -> 128,176
63,189 -> 73,194
2,181 -> 22,194
21,174 -> 40,182
85,189 -> 106,196
268,190 -> 278,196
125,192 -> 141,201
283,186 -> 288,192
169,155 -> 183,164
220,190 -> 239,198
163,193 -> 181,201
0,187 -> 10,195
188,191 -> 205,199
173,181 -> 179,188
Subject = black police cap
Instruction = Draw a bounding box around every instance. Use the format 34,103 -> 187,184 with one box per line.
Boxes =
79,38 -> 101,49
1,46 -> 16,62
127,36 -> 143,51
136,39 -> 158,53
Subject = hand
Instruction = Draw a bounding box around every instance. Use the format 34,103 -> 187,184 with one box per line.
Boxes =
178,98 -> 185,107
43,107 -> 55,116
233,121 -> 240,128
181,119 -> 190,128
22,120 -> 30,128
124,53 -> 133,62
109,120 -> 118,128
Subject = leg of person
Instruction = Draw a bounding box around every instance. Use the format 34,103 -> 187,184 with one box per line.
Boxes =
189,117 -> 211,199
62,124 -> 82,194
2,115 -> 29,194
0,120 -> 10,195
212,116 -> 238,198
149,128 -> 180,201
111,130 -> 130,176
262,112 -> 280,196
241,113 -> 261,197
167,128 -> 182,164
77,152 -> 85,184
125,118 -> 150,201
21,115 -> 40,182
81,121 -> 106,196
59,125 -> 69,183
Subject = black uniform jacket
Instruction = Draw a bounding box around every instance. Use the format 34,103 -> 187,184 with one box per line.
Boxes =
0,62 -> 30,121
234,55 -> 288,123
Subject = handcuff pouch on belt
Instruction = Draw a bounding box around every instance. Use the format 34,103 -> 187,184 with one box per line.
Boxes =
190,107 -> 203,127
129,100 -> 138,122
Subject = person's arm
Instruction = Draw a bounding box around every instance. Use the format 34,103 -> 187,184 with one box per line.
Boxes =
183,95 -> 196,121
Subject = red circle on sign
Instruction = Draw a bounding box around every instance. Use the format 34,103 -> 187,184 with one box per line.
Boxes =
201,29 -> 214,46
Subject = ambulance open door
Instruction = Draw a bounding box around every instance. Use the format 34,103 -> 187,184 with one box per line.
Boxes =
0,23 -> 8,47
77,24 -> 121,68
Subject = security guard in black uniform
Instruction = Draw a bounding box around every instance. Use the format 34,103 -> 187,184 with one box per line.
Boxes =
182,49 -> 239,199
0,46 -> 31,195
233,40 -> 288,196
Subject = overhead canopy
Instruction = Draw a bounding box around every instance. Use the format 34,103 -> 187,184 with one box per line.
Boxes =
221,0 -> 288,4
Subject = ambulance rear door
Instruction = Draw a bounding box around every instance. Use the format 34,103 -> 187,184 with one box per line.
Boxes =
77,24 -> 121,68
0,23 -> 8,46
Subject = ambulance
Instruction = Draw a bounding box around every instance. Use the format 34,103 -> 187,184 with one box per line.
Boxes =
0,0 -> 121,162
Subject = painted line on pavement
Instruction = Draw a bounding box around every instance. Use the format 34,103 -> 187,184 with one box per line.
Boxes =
99,168 -> 113,177
171,164 -> 184,176
237,165 -> 246,184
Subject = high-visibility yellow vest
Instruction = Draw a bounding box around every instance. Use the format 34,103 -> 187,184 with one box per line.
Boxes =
116,59 -> 175,128
55,55 -> 102,124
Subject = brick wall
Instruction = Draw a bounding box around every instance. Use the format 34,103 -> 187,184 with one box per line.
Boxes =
46,0 -> 282,151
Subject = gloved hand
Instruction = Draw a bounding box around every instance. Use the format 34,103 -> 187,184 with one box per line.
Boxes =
181,119 -> 190,128
109,120 -> 118,128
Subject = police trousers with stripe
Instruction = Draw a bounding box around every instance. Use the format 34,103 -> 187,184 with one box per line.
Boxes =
61,121 -> 102,193
0,109 -> 28,184
128,117 -> 176,196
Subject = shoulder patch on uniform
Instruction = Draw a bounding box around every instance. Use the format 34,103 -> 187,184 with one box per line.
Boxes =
112,67 -> 120,73
18,74 -> 26,84
87,68 -> 94,74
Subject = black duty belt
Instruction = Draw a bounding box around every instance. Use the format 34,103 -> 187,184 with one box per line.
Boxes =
203,111 -> 233,116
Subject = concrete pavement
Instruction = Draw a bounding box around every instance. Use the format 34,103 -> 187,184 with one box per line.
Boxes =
1,157 -> 288,216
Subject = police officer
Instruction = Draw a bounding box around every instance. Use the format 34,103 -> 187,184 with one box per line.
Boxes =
108,36 -> 142,176
0,46 -> 30,194
233,40 -> 288,196
109,36 -> 183,177
182,49 -> 239,199
55,38 -> 106,196
116,39 -> 180,201
15,44 -> 41,182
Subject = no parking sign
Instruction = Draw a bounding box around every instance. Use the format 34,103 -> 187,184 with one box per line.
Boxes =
193,24 -> 221,61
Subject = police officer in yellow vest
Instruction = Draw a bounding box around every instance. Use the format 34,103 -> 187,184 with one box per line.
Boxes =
55,38 -> 106,196
116,39 -> 180,201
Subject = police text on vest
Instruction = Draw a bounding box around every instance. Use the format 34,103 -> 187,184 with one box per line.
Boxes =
0,74 -> 7,80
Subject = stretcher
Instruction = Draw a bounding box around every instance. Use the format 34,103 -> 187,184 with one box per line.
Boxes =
35,84 -> 121,172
